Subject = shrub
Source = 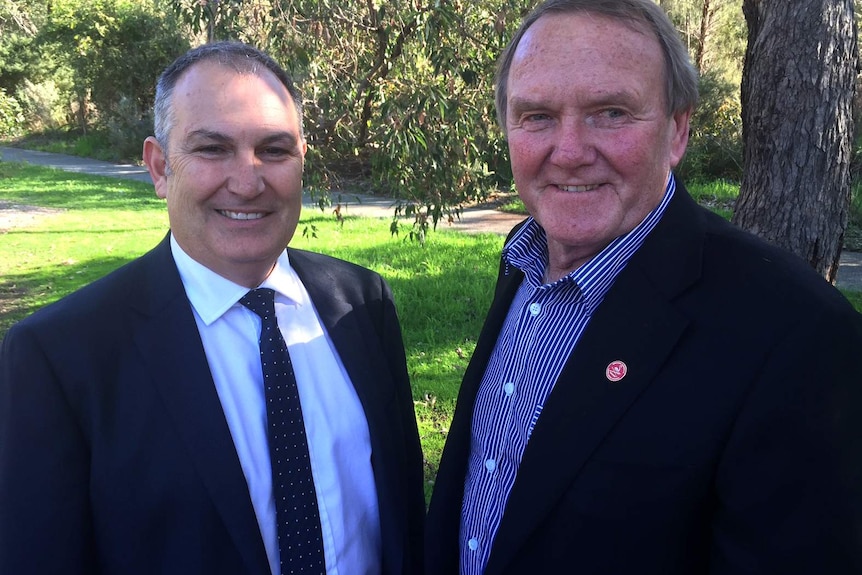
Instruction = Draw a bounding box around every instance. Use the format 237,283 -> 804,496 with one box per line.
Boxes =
0,88 -> 25,138
104,97 -> 152,163
14,79 -> 65,131
678,70 -> 743,183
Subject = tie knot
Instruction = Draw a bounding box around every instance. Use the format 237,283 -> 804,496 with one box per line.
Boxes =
240,288 -> 277,320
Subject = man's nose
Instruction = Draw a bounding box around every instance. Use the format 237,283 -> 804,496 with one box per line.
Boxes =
550,118 -> 595,166
227,151 -> 265,197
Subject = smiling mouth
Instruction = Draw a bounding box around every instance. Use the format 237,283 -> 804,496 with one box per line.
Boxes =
558,184 -> 600,193
218,210 -> 266,220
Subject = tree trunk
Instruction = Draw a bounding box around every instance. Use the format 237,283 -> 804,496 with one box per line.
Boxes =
694,0 -> 712,73
736,0 -> 857,282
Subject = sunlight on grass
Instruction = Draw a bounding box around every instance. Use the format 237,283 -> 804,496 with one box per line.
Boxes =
687,179 -> 739,220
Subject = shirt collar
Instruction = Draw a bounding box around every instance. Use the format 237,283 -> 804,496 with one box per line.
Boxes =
170,234 -> 304,326
502,173 -> 676,313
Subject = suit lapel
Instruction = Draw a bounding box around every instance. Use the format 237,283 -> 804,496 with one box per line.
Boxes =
130,236 -> 271,575
484,188 -> 708,574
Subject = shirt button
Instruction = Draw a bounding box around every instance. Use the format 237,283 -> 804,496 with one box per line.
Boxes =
468,538 -> 479,551
529,302 -> 541,316
485,458 -> 496,473
503,382 -> 515,396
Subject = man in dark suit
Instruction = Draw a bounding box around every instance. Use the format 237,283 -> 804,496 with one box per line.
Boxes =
425,1 -> 862,573
0,42 -> 424,574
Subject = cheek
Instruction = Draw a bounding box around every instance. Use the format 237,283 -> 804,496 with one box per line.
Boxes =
601,132 -> 661,178
508,137 -> 543,176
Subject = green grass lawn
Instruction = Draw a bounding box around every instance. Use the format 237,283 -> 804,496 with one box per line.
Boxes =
2,162 -> 861,497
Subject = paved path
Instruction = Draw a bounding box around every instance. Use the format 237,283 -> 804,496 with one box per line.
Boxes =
2,145 -> 861,291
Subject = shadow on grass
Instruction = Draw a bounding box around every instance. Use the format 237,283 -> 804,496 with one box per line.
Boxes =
0,254 -> 135,336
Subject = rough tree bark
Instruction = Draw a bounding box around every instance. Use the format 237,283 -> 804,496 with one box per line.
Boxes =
736,0 -> 857,282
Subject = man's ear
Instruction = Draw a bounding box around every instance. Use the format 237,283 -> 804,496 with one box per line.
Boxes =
143,136 -> 169,199
669,107 -> 693,168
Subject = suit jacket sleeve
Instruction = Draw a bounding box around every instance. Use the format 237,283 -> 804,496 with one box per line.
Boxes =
0,318 -> 98,573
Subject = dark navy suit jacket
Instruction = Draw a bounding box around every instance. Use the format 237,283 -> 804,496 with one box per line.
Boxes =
0,234 -> 425,574
426,184 -> 862,574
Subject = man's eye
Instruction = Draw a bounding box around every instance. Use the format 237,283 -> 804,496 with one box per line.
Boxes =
588,109 -> 629,128
524,113 -> 551,123
597,108 -> 627,121
517,113 -> 553,131
197,145 -> 226,154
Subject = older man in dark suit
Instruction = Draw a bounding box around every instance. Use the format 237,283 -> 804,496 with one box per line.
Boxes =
0,42 -> 424,575
425,1 -> 862,574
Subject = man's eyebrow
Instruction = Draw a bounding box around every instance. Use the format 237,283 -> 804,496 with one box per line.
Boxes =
185,130 -> 299,144
509,91 -> 639,113
508,96 -> 543,113
185,129 -> 231,143
258,132 -> 300,145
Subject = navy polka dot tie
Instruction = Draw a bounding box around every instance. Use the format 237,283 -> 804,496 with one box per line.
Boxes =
240,288 -> 325,575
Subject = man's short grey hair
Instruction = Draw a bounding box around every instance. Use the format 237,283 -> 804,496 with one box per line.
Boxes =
494,0 -> 699,134
152,41 -> 304,152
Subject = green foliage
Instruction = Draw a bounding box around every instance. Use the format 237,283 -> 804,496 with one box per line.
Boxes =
168,0 -> 246,42
14,79 -> 67,131
678,69 -> 743,182
0,88 -> 25,138
0,1 -> 47,85
38,0 -> 189,144
0,32 -> 43,94
0,2 -> 56,130
845,181 -> 862,251
104,97 -> 154,162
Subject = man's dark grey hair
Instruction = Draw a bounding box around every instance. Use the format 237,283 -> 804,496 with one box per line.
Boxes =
153,41 -> 304,151
494,0 -> 699,134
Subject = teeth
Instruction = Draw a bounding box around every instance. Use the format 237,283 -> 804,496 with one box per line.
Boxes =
220,210 -> 265,220
559,184 -> 599,193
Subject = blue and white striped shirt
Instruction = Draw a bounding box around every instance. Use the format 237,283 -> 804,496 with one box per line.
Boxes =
459,174 -> 677,575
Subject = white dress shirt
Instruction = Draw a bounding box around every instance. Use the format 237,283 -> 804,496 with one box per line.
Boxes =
170,236 -> 382,575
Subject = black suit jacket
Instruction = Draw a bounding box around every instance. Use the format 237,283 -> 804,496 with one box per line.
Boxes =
426,184 -> 862,574
0,234 -> 425,574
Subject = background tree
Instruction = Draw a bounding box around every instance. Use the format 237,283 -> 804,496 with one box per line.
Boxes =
0,0 -> 48,136
41,0 -> 189,145
736,0 -> 857,282
666,0 -> 746,183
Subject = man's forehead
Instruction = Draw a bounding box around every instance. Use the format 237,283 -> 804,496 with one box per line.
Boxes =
175,60 -> 279,90
170,62 -> 296,115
